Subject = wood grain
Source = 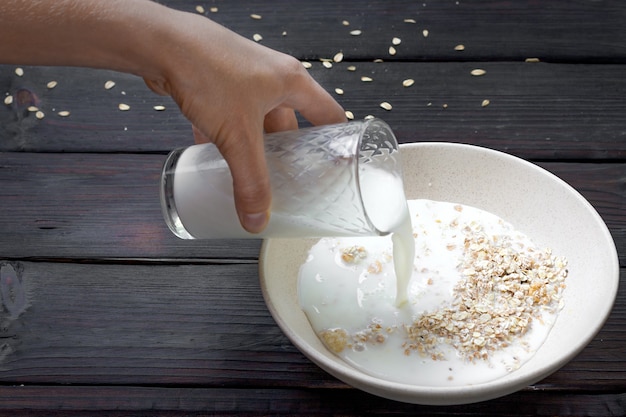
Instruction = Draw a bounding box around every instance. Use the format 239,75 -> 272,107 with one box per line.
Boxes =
0,386 -> 624,416
164,0 -> 626,63
2,62 -> 625,159
0,153 -> 623,263
0,261 -> 623,391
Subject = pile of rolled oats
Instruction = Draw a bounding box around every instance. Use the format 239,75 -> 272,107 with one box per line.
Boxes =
404,223 -> 568,362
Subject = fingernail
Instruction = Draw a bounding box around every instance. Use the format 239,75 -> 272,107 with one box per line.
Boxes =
243,211 -> 269,234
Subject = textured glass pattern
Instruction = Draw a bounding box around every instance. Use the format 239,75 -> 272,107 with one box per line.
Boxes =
161,119 -> 404,239
266,122 -> 370,235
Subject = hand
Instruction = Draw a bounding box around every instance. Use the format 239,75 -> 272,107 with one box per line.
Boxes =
143,11 -> 346,233
0,0 -> 346,233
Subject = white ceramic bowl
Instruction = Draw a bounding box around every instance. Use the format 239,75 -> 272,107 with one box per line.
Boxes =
259,142 -> 619,405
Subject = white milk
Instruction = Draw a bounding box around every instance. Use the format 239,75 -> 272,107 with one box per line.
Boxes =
357,166 -> 415,305
298,199 -> 567,386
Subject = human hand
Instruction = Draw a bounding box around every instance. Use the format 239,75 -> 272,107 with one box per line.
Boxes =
0,0 -> 346,233
144,10 -> 346,233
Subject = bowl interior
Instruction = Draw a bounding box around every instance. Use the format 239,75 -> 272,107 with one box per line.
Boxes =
259,142 -> 619,405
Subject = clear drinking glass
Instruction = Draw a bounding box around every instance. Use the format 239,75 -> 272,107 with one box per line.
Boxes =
160,118 -> 407,239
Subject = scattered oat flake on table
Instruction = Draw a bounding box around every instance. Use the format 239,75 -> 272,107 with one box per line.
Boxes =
47,81 -> 58,89
118,103 -> 130,111
364,114 -> 375,120
250,13 -> 262,20
58,110 -> 70,117
335,88 -> 344,95
253,33 -> 263,42
361,76 -> 373,82
525,57 -> 540,63
195,5 -> 205,13
333,52 -> 344,63
345,110 -> 354,120
301,61 -> 312,69
380,101 -> 392,111
350,30 -> 362,36
388,46 -> 397,56
404,18 -> 416,23
210,7 -> 218,12
322,61 -> 333,69
342,20 -> 350,26
422,29 -> 429,37
35,111 -> 45,119
28,106 -> 39,112
481,99 -> 490,107
104,80 -> 116,90
471,69 -> 486,76
3,95 -> 13,105
15,67 -> 24,77
347,65 -> 356,71
402,79 -> 415,87
454,44 -> 465,51
392,37 -> 402,45
153,105 -> 166,111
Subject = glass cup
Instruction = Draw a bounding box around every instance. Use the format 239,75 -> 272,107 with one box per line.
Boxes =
160,118 -> 407,239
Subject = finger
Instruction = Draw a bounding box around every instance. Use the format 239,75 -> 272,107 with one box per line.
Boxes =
287,72 -> 347,126
211,124 -> 271,234
143,77 -> 170,96
264,106 -> 298,133
192,125 -> 211,144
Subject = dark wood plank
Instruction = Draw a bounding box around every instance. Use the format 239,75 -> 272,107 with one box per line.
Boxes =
161,0 -> 626,63
0,152 -> 261,260
0,153 -> 623,263
2,63 -> 626,159
0,261 -> 623,391
0,386 -> 624,416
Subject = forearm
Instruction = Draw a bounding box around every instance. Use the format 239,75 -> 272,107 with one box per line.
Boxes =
0,0 -> 174,79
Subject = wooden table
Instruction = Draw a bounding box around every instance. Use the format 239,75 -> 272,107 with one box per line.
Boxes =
1,1 -> 624,415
